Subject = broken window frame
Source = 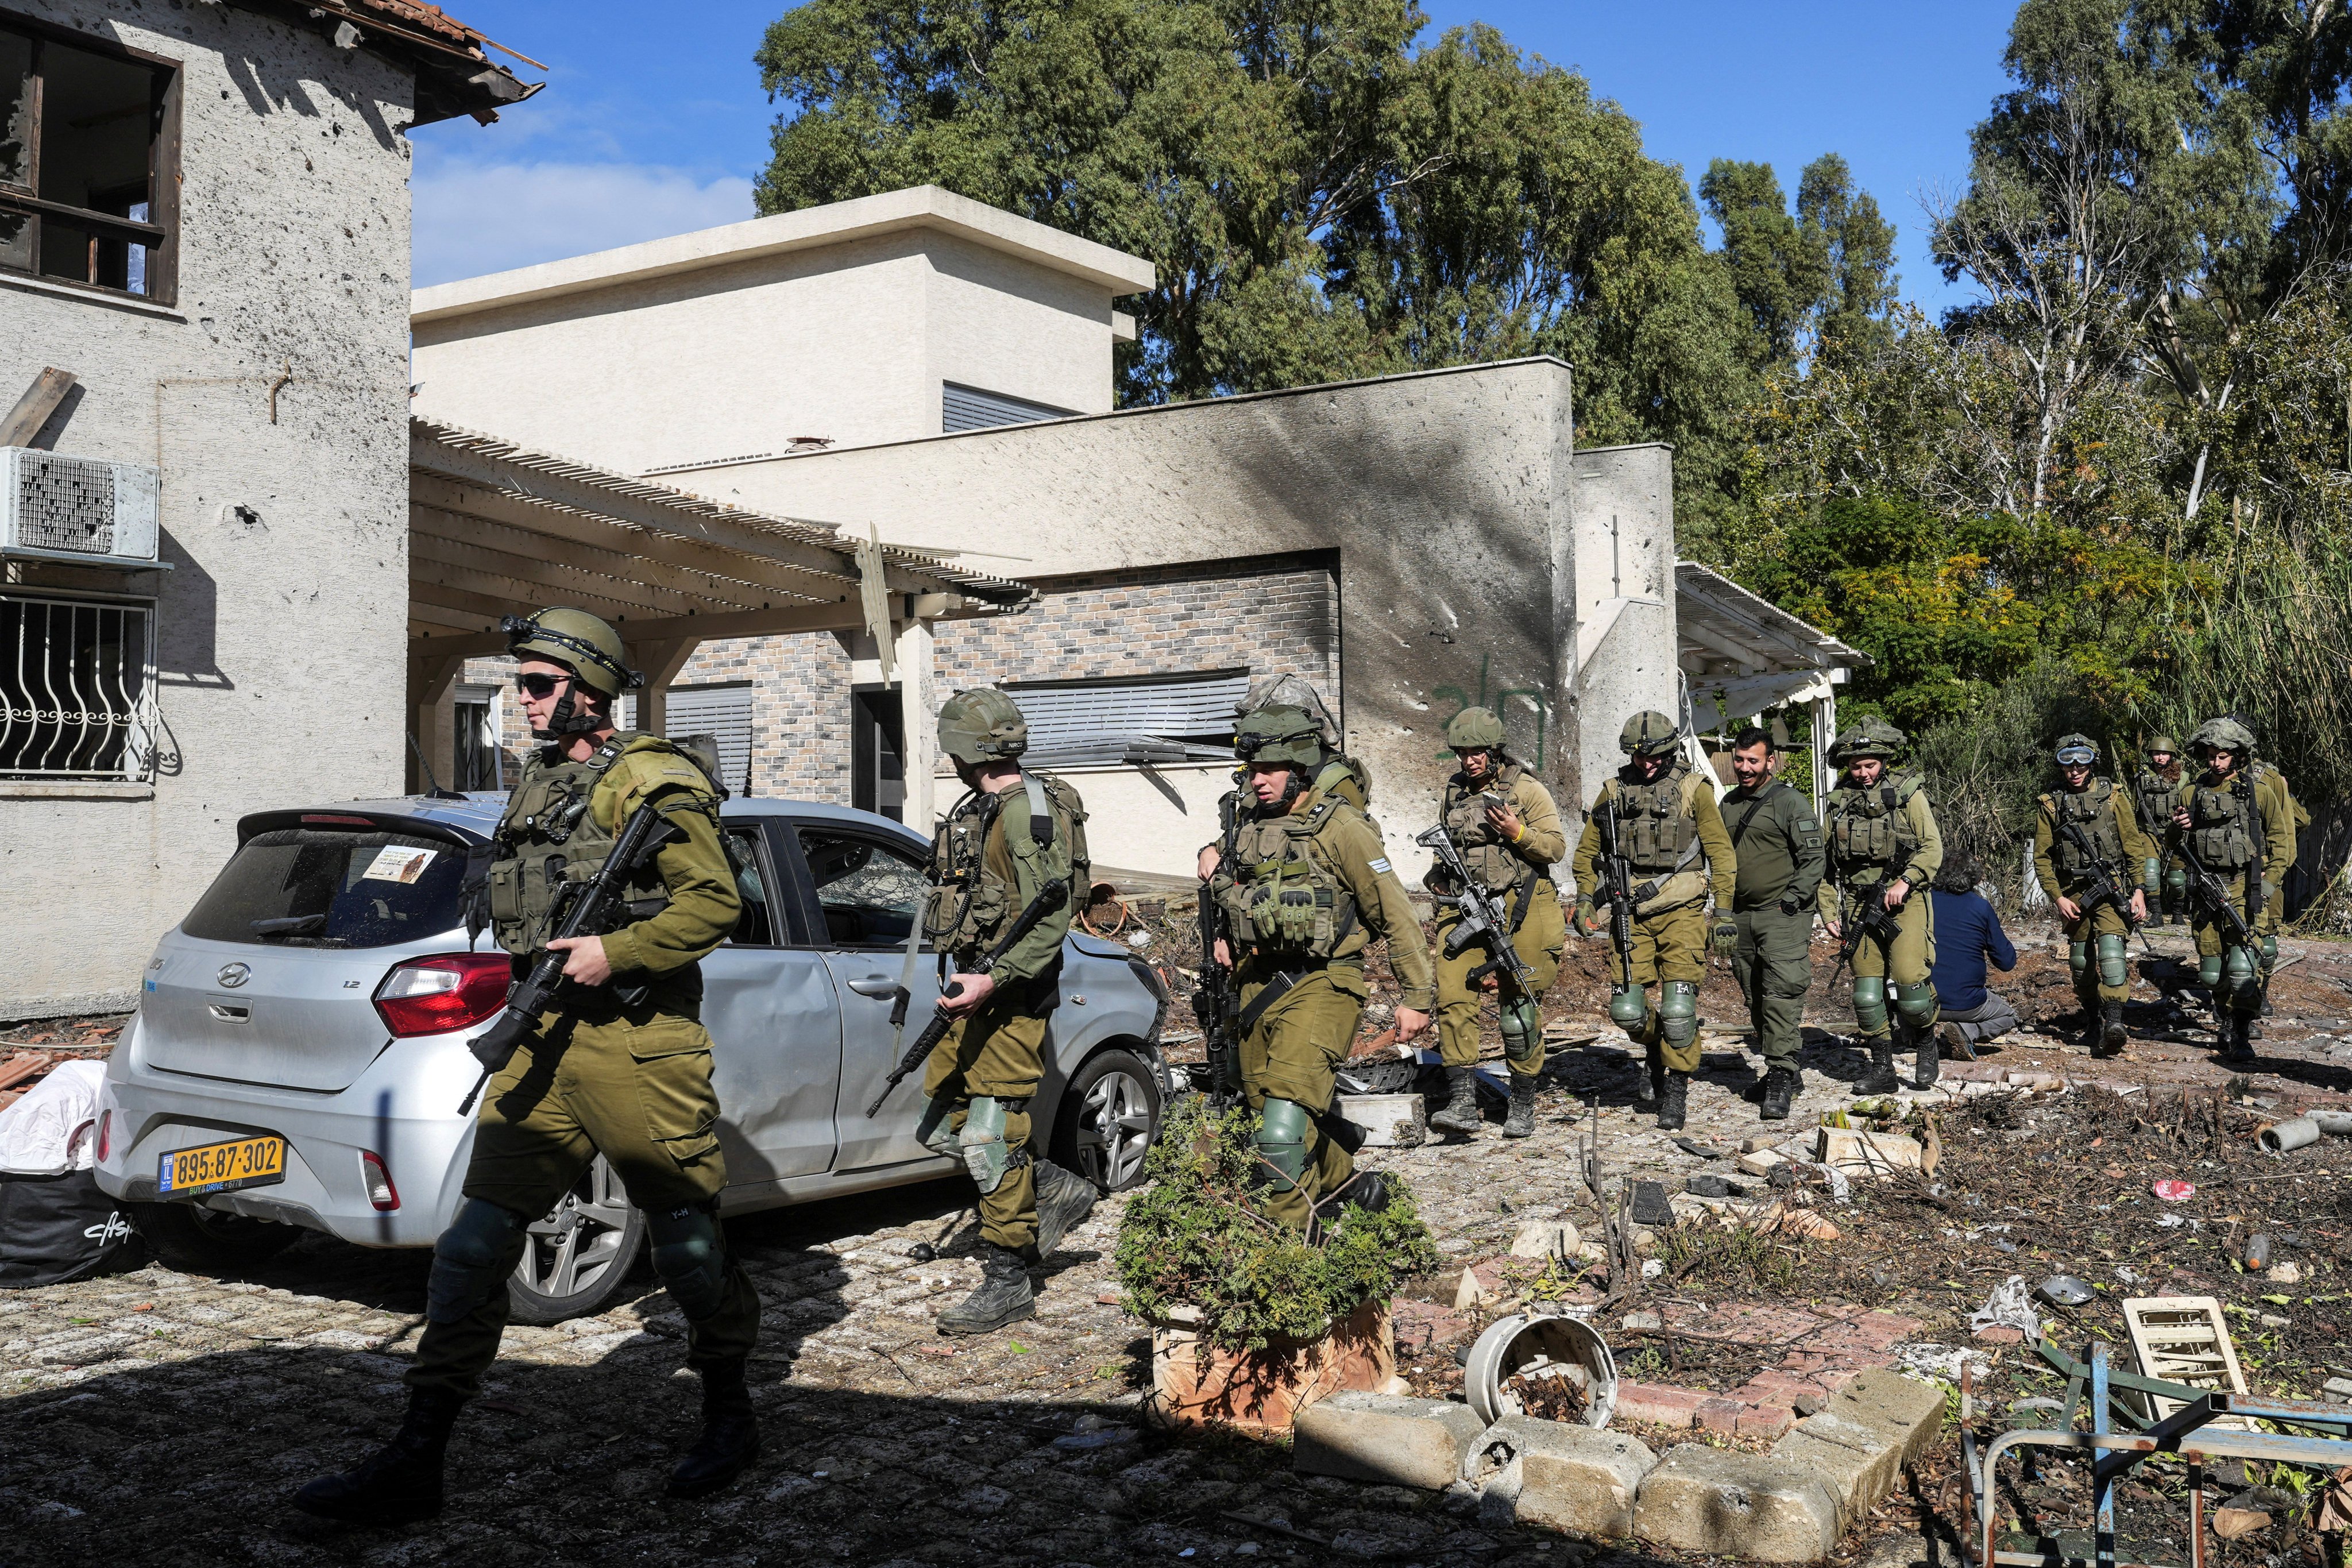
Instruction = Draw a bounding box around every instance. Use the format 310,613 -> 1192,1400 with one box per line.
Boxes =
0,9 -> 181,307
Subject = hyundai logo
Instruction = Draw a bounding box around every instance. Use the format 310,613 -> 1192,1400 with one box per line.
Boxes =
217,962 -> 252,988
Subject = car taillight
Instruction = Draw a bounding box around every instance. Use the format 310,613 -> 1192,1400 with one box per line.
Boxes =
96,1110 -> 110,1163
373,953 -> 512,1038
360,1150 -> 400,1211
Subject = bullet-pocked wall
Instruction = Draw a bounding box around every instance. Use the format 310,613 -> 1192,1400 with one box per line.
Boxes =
0,1 -> 417,1018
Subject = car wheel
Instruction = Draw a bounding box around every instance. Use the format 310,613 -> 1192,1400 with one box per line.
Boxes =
507,1154 -> 646,1325
129,1200 -> 299,1273
1053,1048 -> 1161,1192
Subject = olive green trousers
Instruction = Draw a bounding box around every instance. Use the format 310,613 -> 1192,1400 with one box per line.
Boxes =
1434,887 -> 1565,1075
922,990 -> 1049,1252
1607,903 -> 1708,1072
407,1007 -> 760,1400
1237,963 -> 1364,1231
2062,901 -> 2133,1009
1731,907 -> 1813,1067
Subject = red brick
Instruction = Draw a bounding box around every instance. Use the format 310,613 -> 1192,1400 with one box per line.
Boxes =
1613,1381 -> 1710,1428
1724,1372 -> 1828,1407
1974,1324 -> 2025,1345
1736,1405 -> 1797,1439
1818,1368 -> 1863,1393
1696,1398 -> 1745,1434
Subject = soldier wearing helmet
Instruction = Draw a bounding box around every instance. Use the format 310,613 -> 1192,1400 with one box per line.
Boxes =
914,688 -> 1099,1333
1817,720 -> 1944,1093
1569,710 -> 1738,1131
2168,717 -> 2296,1061
1423,707 -> 1567,1141
2031,734 -> 2157,1057
298,608 -> 758,1523
2133,737 -> 2187,925
1207,686 -> 1432,1230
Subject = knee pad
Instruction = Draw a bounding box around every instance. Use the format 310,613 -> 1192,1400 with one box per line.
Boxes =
2223,945 -> 2260,1008
2141,859 -> 2161,897
2095,933 -> 2127,989
1608,983 -> 1648,1030
647,1202 -> 729,1322
1894,980 -> 1939,1026
426,1199 -> 528,1324
1500,997 -> 1543,1072
1852,976 -> 1888,1034
2198,953 -> 2223,988
916,1094 -> 959,1157
2165,867 -> 2188,895
2068,941 -> 2089,982
2261,934 -> 2278,970
1658,980 -> 1699,1046
1253,1098 -> 1311,1194
958,1095 -> 1027,1196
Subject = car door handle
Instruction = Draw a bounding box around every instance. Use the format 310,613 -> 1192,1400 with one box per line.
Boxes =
846,976 -> 902,999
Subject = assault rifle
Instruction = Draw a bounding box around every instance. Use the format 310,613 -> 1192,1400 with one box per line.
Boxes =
2176,837 -> 2258,952
1418,817 -> 1534,993
865,879 -> 1072,1118
457,801 -> 685,1114
1596,791 -> 1637,975
2052,809 -> 2159,957
1192,808 -> 1241,1105
1828,878 -> 1902,989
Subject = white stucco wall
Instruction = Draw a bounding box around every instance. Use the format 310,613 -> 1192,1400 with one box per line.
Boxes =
0,1 -> 416,1018
411,198 -> 1142,477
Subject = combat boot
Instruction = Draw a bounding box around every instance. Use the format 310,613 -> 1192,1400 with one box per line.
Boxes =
937,1242 -> 1036,1337
291,1385 -> 462,1523
1857,1037 -> 1901,1095
2220,1014 -> 2257,1065
1911,1023 -> 1940,1090
2096,1000 -> 2127,1059
669,1357 -> 760,1500
1031,1160 -> 1100,1261
1655,1071 -> 1690,1131
1428,1067 -> 1482,1136
1501,1076 -> 1538,1138
1314,1169 -> 1392,1223
1631,1044 -> 1664,1113
1758,1064 -> 1801,1122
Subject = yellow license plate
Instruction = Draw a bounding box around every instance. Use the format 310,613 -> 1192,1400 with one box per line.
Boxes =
157,1134 -> 285,1196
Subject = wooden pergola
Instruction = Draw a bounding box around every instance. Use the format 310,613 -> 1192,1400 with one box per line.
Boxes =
406,418 -> 1033,826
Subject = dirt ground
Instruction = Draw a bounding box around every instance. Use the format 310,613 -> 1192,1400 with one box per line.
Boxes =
5,909 -> 2349,1568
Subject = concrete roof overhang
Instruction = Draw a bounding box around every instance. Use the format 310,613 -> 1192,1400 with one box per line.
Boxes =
405,418 -> 1034,661
411,186 -> 1158,327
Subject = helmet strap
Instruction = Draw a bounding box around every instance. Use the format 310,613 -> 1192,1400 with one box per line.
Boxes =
531,673 -> 608,741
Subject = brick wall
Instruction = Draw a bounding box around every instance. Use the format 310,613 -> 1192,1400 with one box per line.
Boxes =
675,632 -> 855,802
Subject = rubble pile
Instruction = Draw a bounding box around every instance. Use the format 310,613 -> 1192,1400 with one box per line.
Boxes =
0,1015 -> 122,1112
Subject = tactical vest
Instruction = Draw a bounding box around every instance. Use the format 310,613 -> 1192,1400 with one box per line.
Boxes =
1608,764 -> 1702,875
1825,771 -> 1925,883
2046,778 -> 2127,880
2132,769 -> 2179,837
1218,793 -> 1361,958
482,732 -> 718,957
2183,771 -> 2262,872
1443,762 -> 1544,893
925,773 -> 1088,960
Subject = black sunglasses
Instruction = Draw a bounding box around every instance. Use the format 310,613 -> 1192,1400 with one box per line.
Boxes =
513,672 -> 570,700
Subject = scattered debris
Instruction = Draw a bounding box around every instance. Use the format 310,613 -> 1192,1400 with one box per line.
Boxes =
1971,1275 -> 2045,1340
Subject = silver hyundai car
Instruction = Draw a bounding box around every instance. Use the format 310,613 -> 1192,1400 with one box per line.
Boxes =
93,793 -> 1168,1320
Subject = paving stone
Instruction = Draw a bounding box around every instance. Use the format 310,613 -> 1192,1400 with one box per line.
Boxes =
1292,1391 -> 1488,1490
1614,1381 -> 1709,1429
1469,1413 -> 1656,1539
1633,1443 -> 1843,1562
1817,1366 -> 1946,1463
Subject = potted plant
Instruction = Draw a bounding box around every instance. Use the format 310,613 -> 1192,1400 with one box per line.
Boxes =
1115,1101 -> 1442,1431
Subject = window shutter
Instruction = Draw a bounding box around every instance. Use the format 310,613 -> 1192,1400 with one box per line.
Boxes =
665,683 -> 754,790
1005,673 -> 1253,769
941,382 -> 1076,433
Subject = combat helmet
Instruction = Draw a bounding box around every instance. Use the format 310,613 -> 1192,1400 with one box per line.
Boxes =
503,607 -> 640,698
937,689 -> 1028,766
1831,720 -> 1907,764
2053,732 -> 2100,766
2188,716 -> 2256,758
1235,704 -> 1327,769
1446,706 -> 1507,754
2146,735 -> 2180,758
1619,710 -> 1682,758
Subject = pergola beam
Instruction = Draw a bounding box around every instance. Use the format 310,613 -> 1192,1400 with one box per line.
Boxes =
412,531 -> 727,619
413,502 -> 775,609
410,599 -> 876,662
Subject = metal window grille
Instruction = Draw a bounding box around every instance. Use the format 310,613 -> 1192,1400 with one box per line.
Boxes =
1005,671 -> 1252,769
0,593 -> 157,780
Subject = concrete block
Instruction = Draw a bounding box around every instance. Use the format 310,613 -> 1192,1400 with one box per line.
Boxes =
1293,1390 -> 1490,1490
1509,1220 -> 1582,1260
1768,1411 -> 1906,1522
1818,1367 -> 1945,1463
1633,1445 -> 1843,1562
1469,1414 -> 1656,1539
1337,1092 -> 1427,1148
1739,1149 -> 1790,1178
1814,1126 -> 1924,1176
1738,1405 -> 1798,1440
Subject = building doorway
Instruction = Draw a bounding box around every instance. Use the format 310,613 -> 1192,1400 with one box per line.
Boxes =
851,687 -> 905,820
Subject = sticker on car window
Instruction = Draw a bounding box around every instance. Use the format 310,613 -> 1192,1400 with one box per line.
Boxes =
360,845 -> 438,885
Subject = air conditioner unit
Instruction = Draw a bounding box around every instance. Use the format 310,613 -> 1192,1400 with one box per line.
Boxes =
2,447 -> 161,565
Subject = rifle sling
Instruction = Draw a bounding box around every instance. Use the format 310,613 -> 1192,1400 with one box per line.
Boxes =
1235,962 -> 1344,1038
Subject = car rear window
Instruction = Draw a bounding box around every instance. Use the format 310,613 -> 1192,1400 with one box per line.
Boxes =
180,829 -> 468,948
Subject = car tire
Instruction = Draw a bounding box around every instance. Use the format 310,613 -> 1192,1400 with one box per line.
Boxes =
1053,1047 -> 1162,1193
506,1154 -> 647,1325
129,1200 -> 299,1273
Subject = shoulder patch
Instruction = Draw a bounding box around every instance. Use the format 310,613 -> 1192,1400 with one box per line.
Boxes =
1368,856 -> 1392,875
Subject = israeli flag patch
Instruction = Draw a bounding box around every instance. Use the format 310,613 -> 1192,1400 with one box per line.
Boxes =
1368,857 -> 1392,874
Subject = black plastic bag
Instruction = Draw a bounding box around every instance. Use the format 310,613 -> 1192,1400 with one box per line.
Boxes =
0,1169 -> 148,1288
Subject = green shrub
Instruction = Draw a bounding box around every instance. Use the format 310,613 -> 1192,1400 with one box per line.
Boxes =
1114,1099 -> 1443,1353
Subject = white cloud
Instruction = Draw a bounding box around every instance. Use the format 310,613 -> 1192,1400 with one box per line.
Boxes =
411,159 -> 756,287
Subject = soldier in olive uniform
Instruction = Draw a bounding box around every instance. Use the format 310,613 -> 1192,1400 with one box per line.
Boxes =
1720,726 -> 1825,1122
2031,734 -> 2157,1057
2133,737 -> 2187,925
1818,722 -> 1944,1093
1211,701 -> 1433,1230
914,689 -> 1101,1334
2168,717 -> 2296,1063
1570,712 -> 1738,1132
1424,708 -> 1567,1141
297,609 -> 760,1524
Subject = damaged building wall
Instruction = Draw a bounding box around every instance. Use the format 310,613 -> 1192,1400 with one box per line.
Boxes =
0,1 -> 416,1017
675,357 -> 1680,878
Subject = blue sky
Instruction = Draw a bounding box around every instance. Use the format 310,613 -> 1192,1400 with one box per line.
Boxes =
412,1 -> 2021,315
